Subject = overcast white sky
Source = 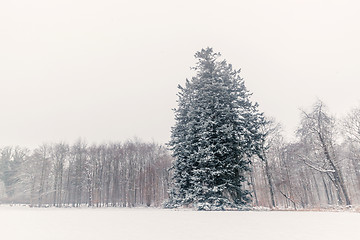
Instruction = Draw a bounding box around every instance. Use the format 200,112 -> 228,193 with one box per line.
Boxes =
1,0 -> 360,148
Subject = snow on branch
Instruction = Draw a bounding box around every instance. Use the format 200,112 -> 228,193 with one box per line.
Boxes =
298,155 -> 335,173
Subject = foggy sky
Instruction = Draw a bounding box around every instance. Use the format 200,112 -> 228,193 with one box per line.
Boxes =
1,0 -> 360,148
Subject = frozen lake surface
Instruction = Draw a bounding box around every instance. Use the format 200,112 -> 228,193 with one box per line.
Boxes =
1,206 -> 359,240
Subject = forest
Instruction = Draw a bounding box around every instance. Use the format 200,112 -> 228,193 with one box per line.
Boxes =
1,103 -> 360,210
0,140 -> 172,207
250,100 -> 360,209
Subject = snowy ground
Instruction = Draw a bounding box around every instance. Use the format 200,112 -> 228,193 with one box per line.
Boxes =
1,206 -> 359,240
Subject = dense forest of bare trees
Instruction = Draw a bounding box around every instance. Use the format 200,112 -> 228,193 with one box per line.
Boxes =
250,101 -> 360,209
1,101 -> 360,209
0,140 -> 172,207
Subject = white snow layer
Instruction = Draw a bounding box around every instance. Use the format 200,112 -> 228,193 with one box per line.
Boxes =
1,206 -> 359,240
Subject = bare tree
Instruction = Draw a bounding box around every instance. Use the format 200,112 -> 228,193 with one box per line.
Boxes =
343,107 -> 360,144
297,100 -> 351,205
257,117 -> 282,208
51,143 -> 69,207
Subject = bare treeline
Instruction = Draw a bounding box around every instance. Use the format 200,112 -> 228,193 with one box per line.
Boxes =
2,101 -> 360,210
250,101 -> 360,209
0,140 -> 172,207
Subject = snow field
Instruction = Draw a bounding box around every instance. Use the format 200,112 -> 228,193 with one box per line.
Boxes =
1,206 -> 359,240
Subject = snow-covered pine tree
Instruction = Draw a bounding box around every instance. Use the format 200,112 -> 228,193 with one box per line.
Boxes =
167,48 -> 264,210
